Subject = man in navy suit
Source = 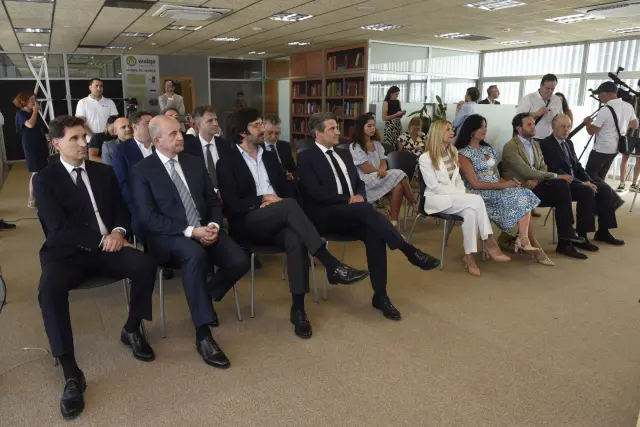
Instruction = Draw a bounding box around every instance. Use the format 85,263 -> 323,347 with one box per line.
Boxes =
217,108 -> 368,339
297,112 -> 440,321
263,113 -> 297,178
130,115 -> 249,369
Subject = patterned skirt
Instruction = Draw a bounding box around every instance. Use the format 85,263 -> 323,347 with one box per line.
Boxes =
384,119 -> 402,151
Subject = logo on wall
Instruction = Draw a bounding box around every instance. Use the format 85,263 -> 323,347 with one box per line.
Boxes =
126,56 -> 137,66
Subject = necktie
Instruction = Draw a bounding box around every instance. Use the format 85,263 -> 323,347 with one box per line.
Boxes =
73,168 -> 100,232
205,144 -> 218,187
267,144 -> 282,165
168,159 -> 200,227
326,150 -> 352,196
560,141 -> 574,176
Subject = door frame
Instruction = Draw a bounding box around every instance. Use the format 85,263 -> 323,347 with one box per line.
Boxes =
160,76 -> 196,113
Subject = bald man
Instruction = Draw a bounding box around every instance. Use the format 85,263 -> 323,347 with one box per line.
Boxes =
101,117 -> 131,166
130,115 -> 249,369
540,114 -> 623,256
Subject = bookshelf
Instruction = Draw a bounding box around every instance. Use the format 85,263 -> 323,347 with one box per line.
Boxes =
325,74 -> 366,140
291,78 -> 323,140
326,44 -> 366,74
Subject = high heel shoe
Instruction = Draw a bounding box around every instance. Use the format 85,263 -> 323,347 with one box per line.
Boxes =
533,250 -> 555,266
462,256 -> 481,276
514,236 -> 540,253
483,247 -> 511,262
27,200 -> 36,209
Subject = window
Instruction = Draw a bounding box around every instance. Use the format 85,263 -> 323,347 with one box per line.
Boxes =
587,39 -> 640,73
209,58 -> 263,80
483,45 -> 584,77
369,43 -> 428,73
481,81 -> 520,105
524,78 -> 581,107
67,55 -> 122,79
583,78 -> 639,111
430,48 -> 479,78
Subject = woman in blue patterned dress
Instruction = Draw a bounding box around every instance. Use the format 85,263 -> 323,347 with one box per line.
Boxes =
456,114 -> 553,266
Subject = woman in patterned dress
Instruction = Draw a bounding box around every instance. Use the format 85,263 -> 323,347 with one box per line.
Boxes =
397,116 -> 427,155
350,114 -> 417,228
455,114 -> 554,266
382,86 -> 405,152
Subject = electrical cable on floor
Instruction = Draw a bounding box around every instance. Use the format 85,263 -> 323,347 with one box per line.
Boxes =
0,348 -> 50,377
4,217 -> 38,222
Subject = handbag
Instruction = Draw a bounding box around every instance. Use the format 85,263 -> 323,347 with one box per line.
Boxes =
606,105 -> 629,154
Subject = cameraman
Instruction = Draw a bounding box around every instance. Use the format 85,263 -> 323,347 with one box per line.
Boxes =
584,81 -> 638,184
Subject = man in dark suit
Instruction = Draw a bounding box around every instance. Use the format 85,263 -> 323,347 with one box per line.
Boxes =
540,114 -> 623,254
130,115 -> 249,370
478,85 -> 500,105
217,109 -> 368,339
34,116 -> 157,420
297,112 -> 440,321
263,113 -> 297,179
101,116 -> 131,166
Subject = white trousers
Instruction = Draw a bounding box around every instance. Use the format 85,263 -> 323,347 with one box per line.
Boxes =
439,194 -> 493,254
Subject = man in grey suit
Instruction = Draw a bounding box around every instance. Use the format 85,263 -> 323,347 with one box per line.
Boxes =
101,117 -> 131,166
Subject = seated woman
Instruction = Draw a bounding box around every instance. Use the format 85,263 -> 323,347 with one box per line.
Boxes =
455,114 -> 553,266
350,114 -> 417,228
397,117 -> 427,155
419,120 -> 510,276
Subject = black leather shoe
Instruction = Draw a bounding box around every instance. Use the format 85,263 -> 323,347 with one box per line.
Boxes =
290,308 -> 312,339
254,256 -> 262,270
556,244 -> 588,260
574,236 -> 600,252
594,230 -> 625,246
162,268 -> 174,280
60,373 -> 86,420
558,230 -> 585,244
405,249 -> 440,271
120,328 -> 155,362
208,309 -> 219,328
327,264 -> 369,285
196,336 -> 230,369
372,295 -> 401,321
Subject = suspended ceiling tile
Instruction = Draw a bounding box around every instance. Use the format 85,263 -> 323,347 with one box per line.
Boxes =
15,33 -> 51,44
81,7 -> 146,46
50,0 -> 104,52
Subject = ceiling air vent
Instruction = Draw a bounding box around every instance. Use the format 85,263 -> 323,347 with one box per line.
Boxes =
153,5 -> 231,21
458,35 -> 494,41
576,0 -> 640,18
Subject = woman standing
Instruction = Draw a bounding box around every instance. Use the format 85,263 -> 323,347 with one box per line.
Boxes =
350,114 -> 417,228
382,86 -> 405,151
14,92 -> 49,208
455,114 -> 553,266
419,120 -> 509,276
397,116 -> 426,155
555,92 -> 573,125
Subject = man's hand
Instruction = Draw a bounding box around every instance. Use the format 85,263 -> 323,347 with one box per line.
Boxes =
583,117 -> 593,126
199,226 -> 219,246
102,231 -> 125,252
558,174 -> 573,183
262,194 -> 282,203
348,195 -> 365,204
535,106 -> 549,118
33,103 -> 40,114
524,180 -> 538,189
584,181 -> 598,192
192,226 -> 215,241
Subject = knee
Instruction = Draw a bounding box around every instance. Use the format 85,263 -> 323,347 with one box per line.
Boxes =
182,244 -> 207,267
38,273 -> 66,300
231,249 -> 250,275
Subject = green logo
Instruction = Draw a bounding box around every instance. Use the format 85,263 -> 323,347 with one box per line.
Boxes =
126,56 -> 137,66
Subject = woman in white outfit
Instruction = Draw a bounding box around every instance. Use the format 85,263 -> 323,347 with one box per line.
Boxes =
419,120 -> 510,276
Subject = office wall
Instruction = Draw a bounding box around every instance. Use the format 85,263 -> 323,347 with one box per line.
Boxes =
158,55 -> 209,107
278,79 -> 291,142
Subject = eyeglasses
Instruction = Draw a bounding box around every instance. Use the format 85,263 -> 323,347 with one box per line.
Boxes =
249,122 -> 263,129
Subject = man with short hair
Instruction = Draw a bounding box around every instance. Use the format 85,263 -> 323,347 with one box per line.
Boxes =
453,87 -> 480,129
516,74 -> 563,140
479,85 -> 500,105
584,81 -> 639,186
88,115 -> 119,162
263,113 -> 296,180
75,78 -> 119,140
233,91 -> 247,110
35,115 -> 157,419
297,112 -> 440,321
101,117 -> 131,166
158,80 -> 185,115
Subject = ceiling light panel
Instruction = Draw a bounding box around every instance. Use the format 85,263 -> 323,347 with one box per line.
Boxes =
210,37 -> 240,41
361,23 -> 402,31
105,45 -> 131,49
13,0 -> 54,3
435,32 -> 471,39
270,13 -> 312,22
248,51 -> 265,55
499,40 -> 530,46
466,0 -> 526,11
22,43 -> 49,47
15,28 -> 51,33
288,41 -> 311,46
121,32 -> 152,37
610,26 -> 640,34
545,14 -> 603,24
165,25 -> 202,31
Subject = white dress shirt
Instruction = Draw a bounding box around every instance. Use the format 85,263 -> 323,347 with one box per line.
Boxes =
135,138 -> 153,158
237,145 -> 276,196
516,91 -> 563,139
75,95 -> 118,137
593,98 -> 639,154
154,150 -> 219,238
315,142 -> 354,196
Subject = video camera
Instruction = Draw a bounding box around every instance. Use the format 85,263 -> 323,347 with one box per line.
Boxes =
125,97 -> 138,115
605,66 -> 639,105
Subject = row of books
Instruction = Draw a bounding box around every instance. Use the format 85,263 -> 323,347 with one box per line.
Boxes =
345,80 -> 364,96
342,101 -> 363,118
307,83 -> 322,97
292,119 -> 308,134
292,82 -> 322,97
326,81 -> 343,97
292,84 -> 305,97
292,102 -> 321,115
327,51 -> 364,72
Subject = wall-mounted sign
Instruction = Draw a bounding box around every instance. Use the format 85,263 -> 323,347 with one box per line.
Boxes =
123,55 -> 160,113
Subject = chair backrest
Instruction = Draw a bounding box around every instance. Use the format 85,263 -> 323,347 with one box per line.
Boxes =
416,168 -> 428,216
387,151 -> 419,181
295,137 -> 314,154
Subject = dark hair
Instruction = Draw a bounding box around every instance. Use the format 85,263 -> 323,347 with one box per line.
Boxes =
237,91 -> 244,96
555,92 -> 569,114
384,85 -> 400,102
130,111 -> 153,125
192,105 -> 217,123
511,112 -> 533,136
540,74 -> 557,86
227,108 -> 261,145
106,115 -> 119,126
89,78 -> 103,85
467,87 -> 480,102
160,107 -> 179,115
49,115 -> 85,140
309,112 -> 338,139
351,114 -> 376,151
487,85 -> 497,96
264,113 -> 281,126
454,114 -> 490,150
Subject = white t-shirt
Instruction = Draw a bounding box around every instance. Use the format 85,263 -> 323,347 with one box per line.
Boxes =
75,96 -> 118,135
516,91 -> 563,139
593,98 -> 638,154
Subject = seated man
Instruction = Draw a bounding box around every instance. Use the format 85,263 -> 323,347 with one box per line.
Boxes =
297,112 -> 441,321
263,113 -> 297,180
501,113 -> 586,259
101,117 -> 132,166
540,114 -> 624,252
34,116 -> 156,420
217,108 -> 368,339
130,115 -> 249,370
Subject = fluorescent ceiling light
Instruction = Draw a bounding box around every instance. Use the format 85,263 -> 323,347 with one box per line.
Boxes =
70,55 -> 93,59
610,26 -> 640,34
105,46 -> 131,50
288,41 -> 311,46
270,13 -> 312,22
210,37 -> 240,41
499,40 -> 530,46
248,51 -> 265,55
435,32 -> 471,39
545,14 -> 602,24
165,25 -> 202,31
361,23 -> 402,31
14,0 -> 54,3
466,0 -> 525,11
15,28 -> 51,33
121,32 -> 152,37
22,43 -> 49,47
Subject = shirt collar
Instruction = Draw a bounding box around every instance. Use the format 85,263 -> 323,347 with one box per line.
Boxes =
554,136 -> 565,144
135,138 -> 150,149
60,157 -> 85,174
199,134 -> 215,147
315,142 -> 332,153
236,143 -> 263,161
155,149 -> 175,165
264,140 -> 277,147
517,135 -> 532,146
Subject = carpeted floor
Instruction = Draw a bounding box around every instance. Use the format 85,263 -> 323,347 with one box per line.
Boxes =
1,162 -> 640,427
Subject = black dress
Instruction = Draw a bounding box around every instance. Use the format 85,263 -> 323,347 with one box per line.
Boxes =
15,109 -> 49,172
384,100 -> 402,151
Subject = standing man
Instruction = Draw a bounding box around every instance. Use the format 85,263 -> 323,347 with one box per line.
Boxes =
453,87 -> 480,130
516,74 -> 563,141
233,91 -> 247,110
583,81 -> 639,186
101,117 -> 131,166
75,78 -> 119,141
263,113 -> 297,180
158,80 -> 185,115
297,112 -> 440,321
479,85 -> 500,105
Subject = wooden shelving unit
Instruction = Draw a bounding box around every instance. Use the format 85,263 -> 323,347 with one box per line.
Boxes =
326,44 -> 366,74
325,74 -> 366,140
291,78 -> 323,138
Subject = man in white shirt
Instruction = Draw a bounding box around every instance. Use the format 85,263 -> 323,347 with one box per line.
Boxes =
516,74 -> 563,140
75,78 -> 119,139
584,81 -> 639,184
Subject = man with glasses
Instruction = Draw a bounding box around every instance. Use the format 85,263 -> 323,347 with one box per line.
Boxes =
263,114 -> 297,181
516,74 -> 563,141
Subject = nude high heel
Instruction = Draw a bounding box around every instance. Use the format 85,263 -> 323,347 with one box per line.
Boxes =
483,246 -> 511,262
533,249 -> 555,266
462,256 -> 481,277
514,236 -> 540,253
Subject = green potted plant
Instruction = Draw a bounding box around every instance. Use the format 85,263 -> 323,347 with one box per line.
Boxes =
408,96 -> 433,134
433,95 -> 447,121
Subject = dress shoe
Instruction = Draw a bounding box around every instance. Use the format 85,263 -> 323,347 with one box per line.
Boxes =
162,268 -> 174,280
556,244 -> 588,260
60,373 -> 86,420
327,264 -> 369,285
372,295 -> 401,321
594,230 -> 625,246
0,220 -> 16,231
290,308 -> 312,339
574,237 -> 600,252
405,249 -> 440,271
558,230 -> 585,244
120,328 -> 155,362
208,309 -> 219,328
196,336 -> 230,369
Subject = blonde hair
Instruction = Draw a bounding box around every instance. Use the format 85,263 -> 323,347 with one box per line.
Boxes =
425,120 -> 458,170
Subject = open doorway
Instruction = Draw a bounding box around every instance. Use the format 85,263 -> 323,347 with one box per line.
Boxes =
160,76 -> 196,114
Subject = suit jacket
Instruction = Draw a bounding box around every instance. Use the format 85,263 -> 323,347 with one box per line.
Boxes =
264,140 -> 297,174
501,136 -> 556,182
418,152 -> 466,214
182,134 -> 232,164
34,160 -> 131,266
216,145 -> 293,240
479,98 -> 500,105
539,135 -> 590,183
101,139 -> 125,166
158,93 -> 185,115
112,139 -> 147,235
130,152 -> 223,263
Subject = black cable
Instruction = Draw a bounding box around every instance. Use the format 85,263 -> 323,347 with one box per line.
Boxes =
0,266 -> 5,315
3,217 -> 38,223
